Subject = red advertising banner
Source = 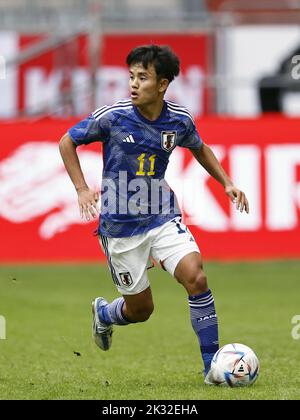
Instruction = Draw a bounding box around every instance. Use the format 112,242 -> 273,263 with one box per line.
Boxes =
0,32 -> 210,118
0,116 -> 300,262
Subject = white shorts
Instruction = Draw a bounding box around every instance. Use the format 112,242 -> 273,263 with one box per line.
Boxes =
99,217 -> 200,295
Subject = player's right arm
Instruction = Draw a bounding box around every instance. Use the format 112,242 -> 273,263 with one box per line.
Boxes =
59,133 -> 99,221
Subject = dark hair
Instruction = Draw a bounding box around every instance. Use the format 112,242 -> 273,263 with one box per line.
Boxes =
126,44 -> 180,83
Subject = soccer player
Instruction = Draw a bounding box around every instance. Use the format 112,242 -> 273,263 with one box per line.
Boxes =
59,45 -> 249,384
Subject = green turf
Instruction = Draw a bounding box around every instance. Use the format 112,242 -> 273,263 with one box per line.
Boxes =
0,261 -> 300,400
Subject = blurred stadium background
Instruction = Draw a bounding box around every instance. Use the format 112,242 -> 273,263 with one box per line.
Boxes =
1,0 -> 300,400
1,0 -> 300,262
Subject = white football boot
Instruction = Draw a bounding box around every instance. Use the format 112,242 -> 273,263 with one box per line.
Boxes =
92,297 -> 113,351
204,368 -> 227,386
204,368 -> 215,385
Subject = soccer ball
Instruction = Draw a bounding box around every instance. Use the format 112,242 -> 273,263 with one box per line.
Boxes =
210,343 -> 260,387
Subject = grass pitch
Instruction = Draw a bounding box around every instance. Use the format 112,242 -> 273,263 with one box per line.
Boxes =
0,260 -> 300,400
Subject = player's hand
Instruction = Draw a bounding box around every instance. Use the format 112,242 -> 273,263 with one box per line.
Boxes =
77,187 -> 100,221
225,185 -> 249,214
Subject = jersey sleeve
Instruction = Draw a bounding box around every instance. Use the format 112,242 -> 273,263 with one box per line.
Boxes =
68,113 -> 111,146
179,117 -> 203,150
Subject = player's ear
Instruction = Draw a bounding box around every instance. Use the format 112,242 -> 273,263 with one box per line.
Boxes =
159,78 -> 169,93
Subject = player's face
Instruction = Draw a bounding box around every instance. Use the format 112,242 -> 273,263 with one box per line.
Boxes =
129,63 -> 168,107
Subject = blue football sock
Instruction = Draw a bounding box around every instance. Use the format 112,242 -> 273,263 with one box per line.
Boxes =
189,289 -> 219,375
99,297 -> 131,326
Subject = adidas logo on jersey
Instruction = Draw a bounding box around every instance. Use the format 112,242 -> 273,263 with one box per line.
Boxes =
123,135 -> 135,143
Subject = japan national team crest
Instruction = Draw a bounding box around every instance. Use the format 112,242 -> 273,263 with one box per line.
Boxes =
161,131 -> 177,152
119,272 -> 133,287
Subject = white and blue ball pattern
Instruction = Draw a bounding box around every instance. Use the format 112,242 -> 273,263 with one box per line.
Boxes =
210,343 -> 260,387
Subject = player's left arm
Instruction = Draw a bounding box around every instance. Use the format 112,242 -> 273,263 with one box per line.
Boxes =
191,143 -> 249,214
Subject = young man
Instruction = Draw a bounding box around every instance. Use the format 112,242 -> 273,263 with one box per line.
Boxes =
59,45 -> 249,384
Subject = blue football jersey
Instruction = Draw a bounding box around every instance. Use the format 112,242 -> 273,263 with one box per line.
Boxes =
68,99 -> 203,237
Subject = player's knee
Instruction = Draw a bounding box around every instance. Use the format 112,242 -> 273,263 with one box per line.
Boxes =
194,271 -> 208,293
182,270 -> 208,294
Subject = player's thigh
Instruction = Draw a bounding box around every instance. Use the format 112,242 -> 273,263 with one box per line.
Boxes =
151,216 -> 200,277
151,217 -> 208,293
173,251 -> 208,292
99,234 -> 152,296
